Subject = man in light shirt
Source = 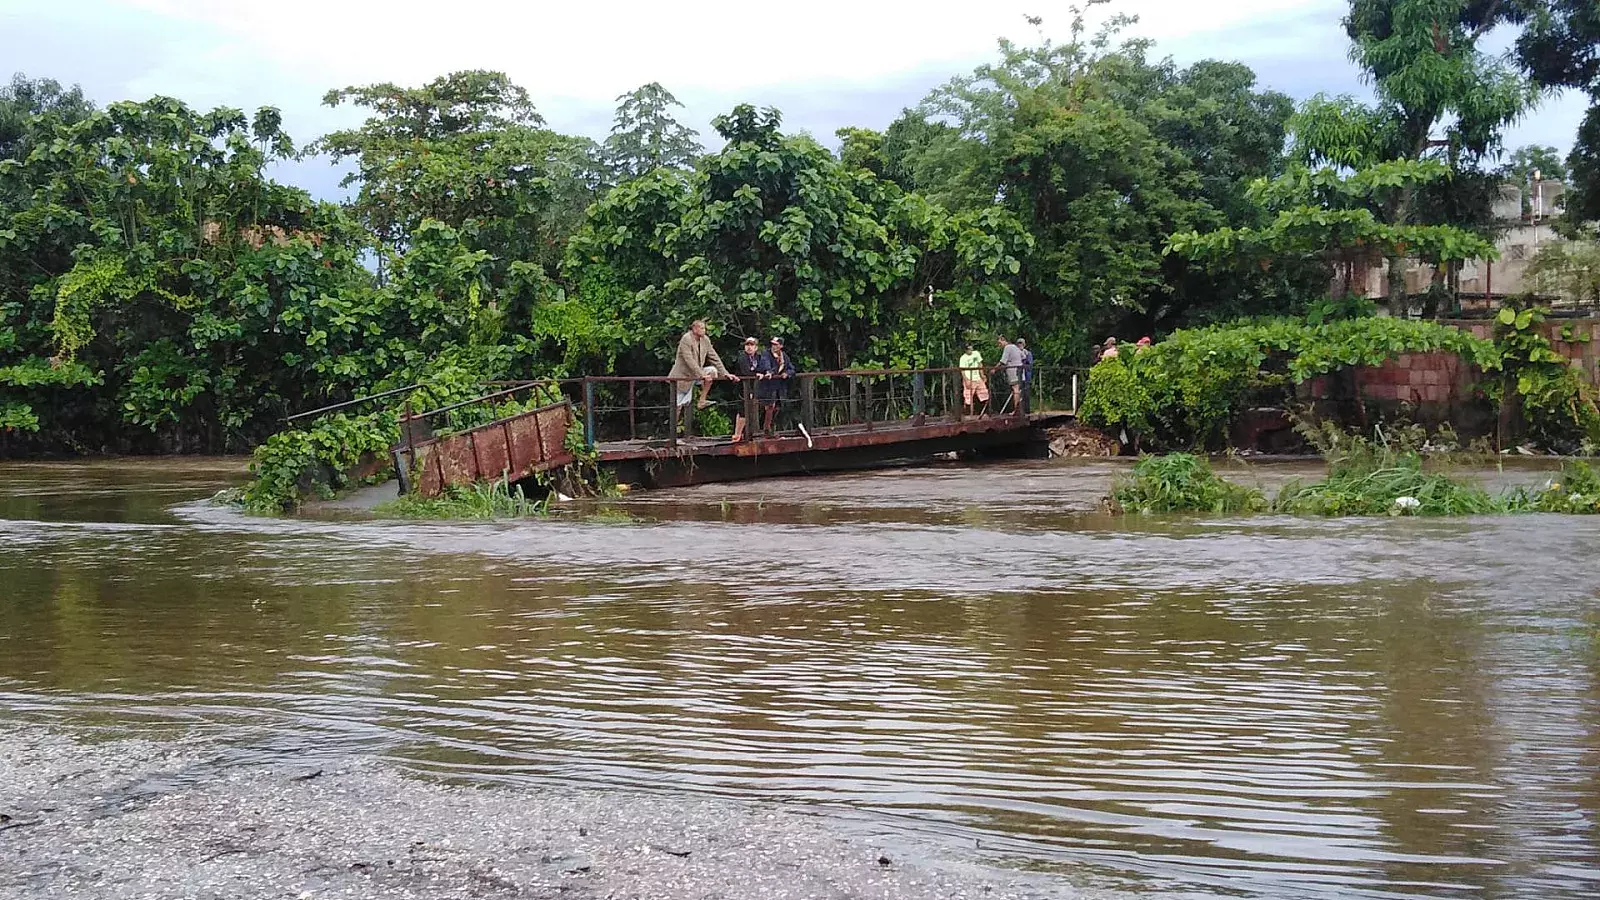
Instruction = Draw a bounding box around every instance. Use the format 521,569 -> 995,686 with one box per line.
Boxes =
958,342 -> 989,417
996,335 -> 1024,416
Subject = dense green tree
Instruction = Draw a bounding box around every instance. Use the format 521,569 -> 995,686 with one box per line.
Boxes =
885,15 -> 1308,357
1167,158 -> 1497,305
0,90 -> 517,452
1503,0 -> 1597,94
0,74 -> 92,162
1327,1 -> 1537,304
566,104 -> 1028,372
313,70 -> 606,354
314,71 -> 603,274
603,82 -> 701,179
1507,1 -> 1599,222
2,97 -> 360,448
1573,114 -> 1600,222
835,126 -> 887,177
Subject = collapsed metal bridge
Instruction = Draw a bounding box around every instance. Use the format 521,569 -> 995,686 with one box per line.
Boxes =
288,366 -> 1081,496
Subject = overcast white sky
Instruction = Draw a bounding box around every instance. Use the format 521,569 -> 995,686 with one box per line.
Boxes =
1,0 -> 1588,197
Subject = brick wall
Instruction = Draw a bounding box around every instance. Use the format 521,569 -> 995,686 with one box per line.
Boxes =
1303,352 -> 1475,406
1270,317 -> 1599,446
1441,317 -> 1600,384
1356,351 -> 1475,404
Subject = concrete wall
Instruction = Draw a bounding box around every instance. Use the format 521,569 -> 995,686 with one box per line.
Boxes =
1347,181 -> 1570,303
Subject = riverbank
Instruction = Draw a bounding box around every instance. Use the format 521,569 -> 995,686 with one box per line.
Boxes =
0,726 -> 1083,900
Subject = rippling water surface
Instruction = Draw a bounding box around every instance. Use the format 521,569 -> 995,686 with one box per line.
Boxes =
2,457 -> 1598,898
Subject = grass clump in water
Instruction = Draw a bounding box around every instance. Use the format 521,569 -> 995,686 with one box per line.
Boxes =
1504,459 -> 1600,514
1274,441 -> 1500,517
1113,453 -> 1267,514
375,476 -> 546,520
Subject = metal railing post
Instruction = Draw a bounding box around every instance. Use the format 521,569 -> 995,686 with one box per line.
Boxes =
951,371 -> 963,422
912,371 -> 925,426
668,382 -> 678,448
743,378 -> 758,440
801,376 -> 816,430
848,376 -> 860,424
1072,372 -> 1079,414
583,377 -> 596,450
628,379 -> 637,441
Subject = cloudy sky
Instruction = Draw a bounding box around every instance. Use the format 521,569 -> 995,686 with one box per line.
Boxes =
2,0 -> 1588,197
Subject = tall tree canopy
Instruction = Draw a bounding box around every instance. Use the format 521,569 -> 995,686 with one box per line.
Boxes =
566,104 -> 1029,372
0,73 -> 92,162
1507,1 -> 1600,221
313,70 -> 603,275
1,96 -> 376,448
313,70 -> 605,349
603,82 -> 701,179
880,14 -> 1310,356
1311,1 -> 1539,304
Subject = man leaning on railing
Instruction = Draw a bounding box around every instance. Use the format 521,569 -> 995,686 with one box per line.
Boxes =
669,320 -> 738,418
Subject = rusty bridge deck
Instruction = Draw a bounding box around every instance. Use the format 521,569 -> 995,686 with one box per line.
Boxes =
593,413 -> 1051,488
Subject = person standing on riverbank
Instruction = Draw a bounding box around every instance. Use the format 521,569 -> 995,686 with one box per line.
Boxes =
670,320 -> 736,414
959,342 -> 989,417
996,335 -> 1025,416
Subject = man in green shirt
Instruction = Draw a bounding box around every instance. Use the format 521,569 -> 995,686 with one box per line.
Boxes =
958,342 -> 989,417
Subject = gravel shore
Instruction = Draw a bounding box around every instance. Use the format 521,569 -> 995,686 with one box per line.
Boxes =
0,727 -> 1091,900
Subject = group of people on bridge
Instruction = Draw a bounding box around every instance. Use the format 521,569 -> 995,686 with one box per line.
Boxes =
667,320 -> 1035,441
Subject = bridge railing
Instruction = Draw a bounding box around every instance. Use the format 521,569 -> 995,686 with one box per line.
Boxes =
564,365 -> 1083,448
280,364 -> 1085,455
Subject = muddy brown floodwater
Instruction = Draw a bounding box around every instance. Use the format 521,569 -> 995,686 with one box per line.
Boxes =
2,456 -> 1599,898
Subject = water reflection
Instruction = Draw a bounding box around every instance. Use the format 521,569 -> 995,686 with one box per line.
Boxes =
1,458 -> 1598,898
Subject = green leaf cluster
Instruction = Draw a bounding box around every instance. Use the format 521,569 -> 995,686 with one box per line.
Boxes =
1275,447 -> 1501,517
566,105 -> 1030,371
1485,303 -> 1600,449
240,410 -> 399,514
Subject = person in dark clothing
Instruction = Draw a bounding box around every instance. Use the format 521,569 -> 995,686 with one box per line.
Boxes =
758,337 -> 796,436
731,337 -> 769,442
1016,338 -> 1034,413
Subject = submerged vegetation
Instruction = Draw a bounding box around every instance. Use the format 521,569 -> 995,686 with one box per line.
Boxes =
1113,440 -> 1600,518
1275,449 -> 1501,517
1113,454 -> 1266,514
374,476 -> 546,520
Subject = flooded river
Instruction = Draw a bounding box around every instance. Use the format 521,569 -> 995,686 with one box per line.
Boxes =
2,457 -> 1598,898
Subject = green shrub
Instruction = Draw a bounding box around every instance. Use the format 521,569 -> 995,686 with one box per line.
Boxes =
240,411 -> 399,514
1113,453 -> 1267,514
1077,356 -> 1150,436
1078,314 -> 1493,449
1487,304 -> 1600,451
